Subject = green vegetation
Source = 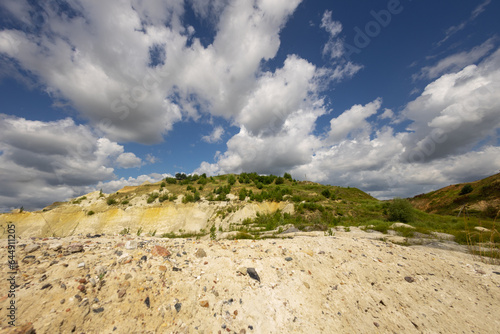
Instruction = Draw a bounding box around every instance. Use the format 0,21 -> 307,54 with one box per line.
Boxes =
106,198 -> 117,205
387,198 -> 415,223
119,227 -> 130,235
87,210 -> 95,216
459,184 -> 473,195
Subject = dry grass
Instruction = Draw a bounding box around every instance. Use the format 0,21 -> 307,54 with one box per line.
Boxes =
462,206 -> 500,265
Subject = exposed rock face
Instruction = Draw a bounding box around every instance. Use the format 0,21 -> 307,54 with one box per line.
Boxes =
0,194 -> 293,238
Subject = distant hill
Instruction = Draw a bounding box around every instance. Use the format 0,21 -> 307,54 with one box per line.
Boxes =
409,173 -> 500,218
0,173 -> 379,238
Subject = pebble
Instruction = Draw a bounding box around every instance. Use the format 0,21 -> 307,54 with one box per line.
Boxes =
125,273 -> 132,280
92,307 -> 104,313
195,248 -> 207,258
404,276 -> 415,283
152,245 -> 171,257
140,255 -> 147,262
25,244 -> 40,253
67,243 -> 84,253
285,257 -> 293,261
49,243 -> 63,251
117,289 -> 127,299
144,296 -> 150,308
125,240 -> 138,250
175,302 -> 182,312
78,262 -> 85,268
246,268 -> 260,282
22,255 -> 36,264
89,278 -> 97,287
199,300 -> 209,307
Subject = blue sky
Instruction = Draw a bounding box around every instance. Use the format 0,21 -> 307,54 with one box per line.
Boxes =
1,0 -> 499,211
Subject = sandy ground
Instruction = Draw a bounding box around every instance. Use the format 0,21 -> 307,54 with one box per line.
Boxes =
1,231 -> 500,334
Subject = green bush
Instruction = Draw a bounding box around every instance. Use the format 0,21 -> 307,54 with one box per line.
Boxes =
275,177 -> 284,185
283,172 -> 292,181
387,198 -> 414,223
107,198 -> 117,205
147,193 -> 159,203
459,184 -> 473,195
165,177 -> 177,184
228,174 -> 236,185
87,210 -> 95,216
321,189 -> 331,199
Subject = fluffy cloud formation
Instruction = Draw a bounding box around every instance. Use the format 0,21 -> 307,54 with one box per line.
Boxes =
202,126 -> 224,143
198,46 -> 500,199
0,115 -> 141,211
0,0 -> 303,143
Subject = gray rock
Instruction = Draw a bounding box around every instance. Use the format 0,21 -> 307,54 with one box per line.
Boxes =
195,248 -> 207,258
125,240 -> 138,250
49,243 -> 63,251
247,268 -> 260,282
25,244 -> 40,253
67,243 -> 84,253
285,257 -> 293,261
174,302 -> 182,312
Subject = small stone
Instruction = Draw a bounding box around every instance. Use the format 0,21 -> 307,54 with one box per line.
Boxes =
117,289 -> 126,299
49,243 -> 63,251
195,248 -> 207,258
373,322 -> 380,328
67,243 -> 84,253
237,268 -> 247,276
152,245 -> 171,257
25,244 -> 40,253
172,267 -> 181,271
22,255 -> 36,264
77,285 -> 86,293
125,240 -> 138,250
125,273 -> 132,280
146,276 -> 153,281
60,299 -> 65,304
115,250 -> 123,256
89,278 -> 97,287
158,265 -> 167,272
285,257 -> 293,261
199,300 -> 209,307
246,268 -> 260,282
145,296 -> 150,308
78,262 -> 85,268
41,283 -> 52,290
78,278 -> 87,284
234,310 -> 238,316
92,307 -> 104,313
95,266 -> 106,276
175,302 -> 182,312
303,282 -> 310,289
404,276 -> 415,283
140,255 -> 147,262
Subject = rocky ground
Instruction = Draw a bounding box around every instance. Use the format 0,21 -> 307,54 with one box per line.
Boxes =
1,230 -> 500,333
